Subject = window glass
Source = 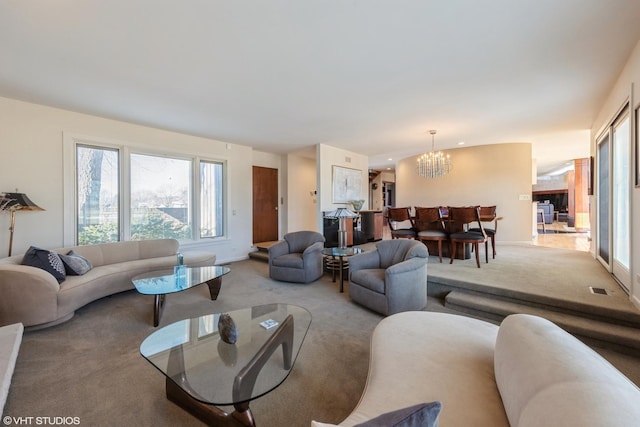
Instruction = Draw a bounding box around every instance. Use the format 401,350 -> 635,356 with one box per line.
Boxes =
76,145 -> 120,245
200,160 -> 224,238
130,153 -> 192,240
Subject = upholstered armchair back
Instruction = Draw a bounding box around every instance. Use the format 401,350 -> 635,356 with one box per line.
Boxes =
376,239 -> 428,269
284,231 -> 324,253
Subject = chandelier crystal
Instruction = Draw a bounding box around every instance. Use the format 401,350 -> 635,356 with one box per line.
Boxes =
416,130 -> 452,178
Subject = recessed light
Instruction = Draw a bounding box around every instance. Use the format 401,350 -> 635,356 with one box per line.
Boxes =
387,158 -> 393,161
386,167 -> 391,170
458,141 -> 465,145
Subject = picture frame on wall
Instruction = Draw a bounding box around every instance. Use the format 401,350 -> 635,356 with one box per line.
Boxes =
332,165 -> 362,203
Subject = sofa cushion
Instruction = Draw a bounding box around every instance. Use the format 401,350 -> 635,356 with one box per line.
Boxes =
272,253 -> 304,269
350,269 -> 385,293
59,250 -> 93,276
494,314 -> 640,427
22,246 -> 66,283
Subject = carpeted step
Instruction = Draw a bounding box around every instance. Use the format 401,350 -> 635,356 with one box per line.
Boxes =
248,241 -> 279,262
428,275 -> 640,329
248,251 -> 269,262
445,291 -> 640,355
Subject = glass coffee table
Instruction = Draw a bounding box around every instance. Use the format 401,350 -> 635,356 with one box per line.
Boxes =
322,247 -> 363,292
133,265 -> 231,326
140,303 -> 311,426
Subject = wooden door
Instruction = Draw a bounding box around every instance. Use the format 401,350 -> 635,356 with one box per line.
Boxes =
253,166 -> 278,243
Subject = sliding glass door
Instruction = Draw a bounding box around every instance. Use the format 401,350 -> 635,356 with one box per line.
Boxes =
597,106 -> 631,292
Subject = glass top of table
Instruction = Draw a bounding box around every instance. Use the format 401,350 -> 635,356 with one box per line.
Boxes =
132,265 -> 230,296
139,303 -> 311,406
321,247 -> 363,257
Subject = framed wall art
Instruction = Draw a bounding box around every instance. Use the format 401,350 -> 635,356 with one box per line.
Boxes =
332,165 -> 362,203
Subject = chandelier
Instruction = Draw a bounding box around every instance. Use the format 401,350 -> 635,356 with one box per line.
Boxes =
416,130 -> 452,178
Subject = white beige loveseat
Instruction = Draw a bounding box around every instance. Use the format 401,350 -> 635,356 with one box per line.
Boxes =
0,239 -> 215,330
314,312 -> 640,426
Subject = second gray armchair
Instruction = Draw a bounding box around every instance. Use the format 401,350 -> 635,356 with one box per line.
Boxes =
268,231 -> 325,284
348,239 -> 428,316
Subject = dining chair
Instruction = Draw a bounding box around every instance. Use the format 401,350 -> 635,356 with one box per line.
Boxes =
537,209 -> 546,233
386,207 -> 417,239
469,205 -> 497,258
447,206 -> 489,268
414,206 -> 449,263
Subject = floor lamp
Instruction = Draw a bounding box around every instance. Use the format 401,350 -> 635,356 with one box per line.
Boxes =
2,192 -> 45,256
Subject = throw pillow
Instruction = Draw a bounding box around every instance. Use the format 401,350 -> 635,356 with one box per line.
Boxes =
59,250 -> 93,275
354,401 -> 442,427
22,246 -> 66,283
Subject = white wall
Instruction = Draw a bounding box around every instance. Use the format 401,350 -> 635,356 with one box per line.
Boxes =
396,142 -> 533,242
286,153 -> 318,232
0,96 -> 253,264
316,144 -> 369,230
591,38 -> 640,308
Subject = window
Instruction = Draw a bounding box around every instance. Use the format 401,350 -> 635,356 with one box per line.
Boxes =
73,141 -> 225,245
76,145 -> 120,245
130,153 -> 192,241
200,160 -> 224,238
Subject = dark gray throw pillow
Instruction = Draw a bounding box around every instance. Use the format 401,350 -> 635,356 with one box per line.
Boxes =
22,246 -> 66,283
354,401 -> 442,427
59,250 -> 93,275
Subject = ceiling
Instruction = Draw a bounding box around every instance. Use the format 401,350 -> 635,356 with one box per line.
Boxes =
1,1 -> 639,176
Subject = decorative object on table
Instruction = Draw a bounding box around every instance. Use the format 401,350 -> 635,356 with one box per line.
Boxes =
1,191 -> 45,257
176,251 -> 184,266
332,165 -> 362,203
217,339 -> 238,366
350,199 -> 365,211
259,319 -> 279,329
174,264 -> 187,288
416,130 -> 452,179
325,207 -> 359,249
218,313 -> 238,344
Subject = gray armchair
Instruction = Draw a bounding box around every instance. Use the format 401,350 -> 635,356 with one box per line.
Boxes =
268,231 -> 325,283
348,239 -> 428,316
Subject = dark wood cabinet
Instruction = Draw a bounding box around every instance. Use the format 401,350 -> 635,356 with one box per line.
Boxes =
360,210 -> 383,241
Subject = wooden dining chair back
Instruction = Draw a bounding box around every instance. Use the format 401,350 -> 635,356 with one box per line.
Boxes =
447,206 -> 488,268
414,206 -> 448,263
469,205 -> 498,258
386,207 -> 417,239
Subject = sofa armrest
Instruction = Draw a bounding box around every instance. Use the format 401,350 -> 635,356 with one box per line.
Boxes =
385,257 -> 426,277
303,241 -> 324,257
495,314 -> 640,426
0,265 -> 60,327
268,240 -> 289,261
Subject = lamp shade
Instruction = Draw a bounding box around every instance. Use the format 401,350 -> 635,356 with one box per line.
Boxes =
2,192 -> 44,211
325,207 -> 358,219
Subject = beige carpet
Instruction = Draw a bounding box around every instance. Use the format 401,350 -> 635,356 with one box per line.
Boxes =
4,256 -> 640,426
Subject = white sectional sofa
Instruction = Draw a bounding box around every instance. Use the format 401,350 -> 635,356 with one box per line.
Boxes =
0,239 -> 215,329
0,323 -> 22,417
313,312 -> 640,426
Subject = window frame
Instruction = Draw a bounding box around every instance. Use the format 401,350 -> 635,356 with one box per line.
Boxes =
63,133 -> 227,246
